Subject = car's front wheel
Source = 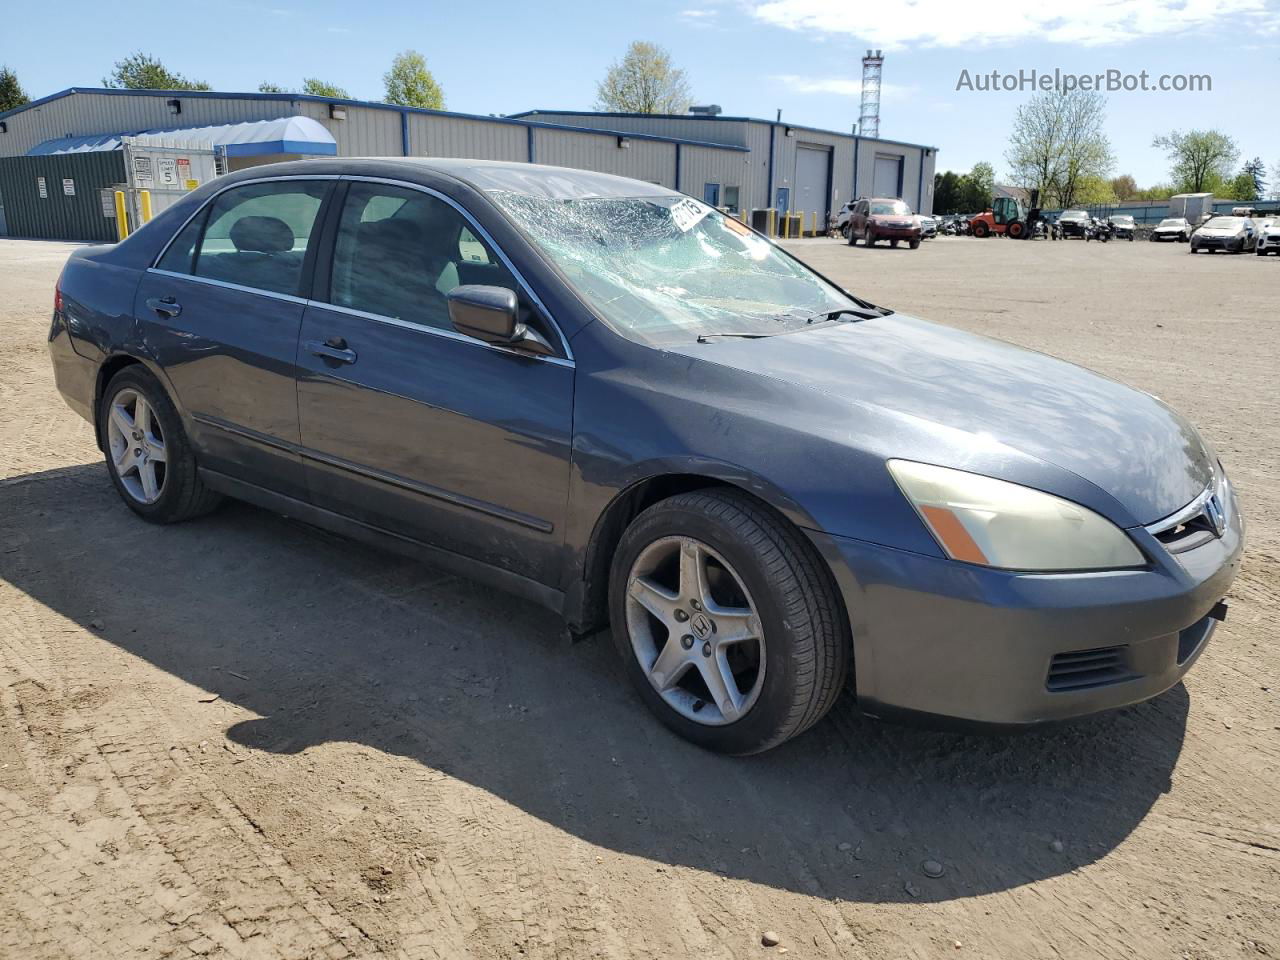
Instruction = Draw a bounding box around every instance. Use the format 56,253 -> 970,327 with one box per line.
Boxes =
99,367 -> 221,523
609,490 -> 849,754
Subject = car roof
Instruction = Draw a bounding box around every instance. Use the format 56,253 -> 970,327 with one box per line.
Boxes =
213,156 -> 683,201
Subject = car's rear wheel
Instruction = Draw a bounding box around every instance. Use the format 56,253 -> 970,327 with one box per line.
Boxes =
609,489 -> 849,754
100,367 -> 221,523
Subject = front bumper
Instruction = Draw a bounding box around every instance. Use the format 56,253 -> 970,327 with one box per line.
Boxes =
869,224 -> 921,240
807,483 -> 1243,727
1193,236 -> 1245,252
1257,235 -> 1280,253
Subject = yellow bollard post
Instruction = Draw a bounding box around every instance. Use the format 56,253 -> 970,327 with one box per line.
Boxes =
768,208 -> 776,237
139,189 -> 153,223
113,190 -> 129,241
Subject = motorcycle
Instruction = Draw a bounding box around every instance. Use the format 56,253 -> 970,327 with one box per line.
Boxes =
1085,217 -> 1112,243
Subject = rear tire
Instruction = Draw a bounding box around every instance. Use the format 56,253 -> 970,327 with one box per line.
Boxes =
99,367 -> 222,524
609,489 -> 849,755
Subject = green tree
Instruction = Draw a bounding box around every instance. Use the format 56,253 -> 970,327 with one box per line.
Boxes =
1109,174 -> 1138,201
1005,89 -> 1114,207
933,171 -> 964,214
595,41 -> 692,113
1241,157 -> 1266,199
1074,175 -> 1119,205
958,161 -> 995,211
302,77 -> 349,98
383,50 -> 444,109
1222,168 -> 1259,201
103,53 -> 210,91
0,65 -> 30,112
257,81 -> 291,93
1151,129 -> 1237,194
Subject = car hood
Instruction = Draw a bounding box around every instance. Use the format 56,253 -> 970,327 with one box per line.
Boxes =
674,315 -> 1212,525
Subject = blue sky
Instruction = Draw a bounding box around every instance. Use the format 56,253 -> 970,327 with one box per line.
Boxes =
5,0 -> 1278,188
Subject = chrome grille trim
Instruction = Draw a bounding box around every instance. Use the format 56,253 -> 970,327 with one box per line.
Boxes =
1145,468 -> 1230,539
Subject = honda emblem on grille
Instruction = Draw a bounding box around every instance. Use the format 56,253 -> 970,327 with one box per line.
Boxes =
1205,494 -> 1226,537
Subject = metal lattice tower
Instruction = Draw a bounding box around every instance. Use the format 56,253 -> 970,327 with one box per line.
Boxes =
859,49 -> 884,139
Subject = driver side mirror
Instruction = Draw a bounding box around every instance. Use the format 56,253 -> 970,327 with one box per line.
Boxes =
447,284 -> 554,356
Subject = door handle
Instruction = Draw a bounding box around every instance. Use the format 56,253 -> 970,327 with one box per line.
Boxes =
305,339 -> 357,365
146,296 -> 182,318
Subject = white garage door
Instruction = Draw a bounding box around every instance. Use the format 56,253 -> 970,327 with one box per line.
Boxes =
873,154 -> 903,198
794,145 -> 830,229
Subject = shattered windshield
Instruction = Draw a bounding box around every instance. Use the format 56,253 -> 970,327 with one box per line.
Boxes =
488,192 -> 863,344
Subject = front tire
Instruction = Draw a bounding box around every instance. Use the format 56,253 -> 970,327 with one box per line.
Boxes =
609,490 -> 849,755
99,367 -> 221,524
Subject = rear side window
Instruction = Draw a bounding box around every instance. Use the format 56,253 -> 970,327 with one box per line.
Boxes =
161,180 -> 329,297
328,182 -> 519,331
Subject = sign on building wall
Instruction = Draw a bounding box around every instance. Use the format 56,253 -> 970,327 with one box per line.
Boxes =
156,158 -> 179,187
36,176 -> 47,198
132,155 -> 154,187
62,178 -> 76,196
100,190 -> 117,219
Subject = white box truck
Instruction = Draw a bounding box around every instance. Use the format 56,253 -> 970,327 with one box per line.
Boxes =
1168,193 -> 1215,225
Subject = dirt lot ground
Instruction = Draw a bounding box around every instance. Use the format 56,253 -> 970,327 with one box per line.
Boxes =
1,234 -> 1277,960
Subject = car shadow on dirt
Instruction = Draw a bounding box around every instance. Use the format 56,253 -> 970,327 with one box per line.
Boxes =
1,463 -> 1190,904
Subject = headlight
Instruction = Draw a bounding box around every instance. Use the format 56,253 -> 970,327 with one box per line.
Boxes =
887,460 -> 1146,572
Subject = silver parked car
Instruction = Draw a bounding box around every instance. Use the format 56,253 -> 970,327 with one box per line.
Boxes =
1189,216 -> 1257,254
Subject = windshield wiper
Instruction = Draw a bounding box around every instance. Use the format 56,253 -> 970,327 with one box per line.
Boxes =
696,331 -> 777,342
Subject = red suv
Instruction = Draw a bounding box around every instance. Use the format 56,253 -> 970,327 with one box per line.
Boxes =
843,198 -> 922,249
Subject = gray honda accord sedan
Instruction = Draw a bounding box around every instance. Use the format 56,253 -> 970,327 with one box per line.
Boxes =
48,158 -> 1243,754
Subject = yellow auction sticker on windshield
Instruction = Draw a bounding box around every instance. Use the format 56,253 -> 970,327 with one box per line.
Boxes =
670,197 -> 710,233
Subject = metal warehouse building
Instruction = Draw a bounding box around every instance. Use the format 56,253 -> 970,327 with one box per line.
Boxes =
0,87 -> 935,241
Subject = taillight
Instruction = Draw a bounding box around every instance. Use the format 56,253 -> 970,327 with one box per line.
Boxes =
54,281 -> 63,314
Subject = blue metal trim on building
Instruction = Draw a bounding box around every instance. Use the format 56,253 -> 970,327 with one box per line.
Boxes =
917,155 -> 925,212
852,135 -> 860,199
0,88 -> 748,153
401,111 -> 410,156
511,108 -> 939,153
527,125 -> 535,163
767,123 -> 776,209
223,138 -> 336,157
674,142 -> 681,191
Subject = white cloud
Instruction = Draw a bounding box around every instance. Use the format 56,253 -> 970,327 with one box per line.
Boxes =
771,74 -> 917,100
750,0 -> 1274,48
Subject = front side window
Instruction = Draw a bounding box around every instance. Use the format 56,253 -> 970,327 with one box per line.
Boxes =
489,192 -> 860,346
169,180 -> 328,296
328,182 -> 519,332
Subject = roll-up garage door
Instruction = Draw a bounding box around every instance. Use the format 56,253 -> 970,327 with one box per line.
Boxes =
873,153 -> 903,198
794,145 -> 830,230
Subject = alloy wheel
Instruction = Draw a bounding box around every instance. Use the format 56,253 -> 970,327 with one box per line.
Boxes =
106,389 -> 168,504
624,536 -> 765,726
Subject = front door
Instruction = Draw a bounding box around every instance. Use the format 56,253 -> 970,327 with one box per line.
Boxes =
137,178 -> 332,498
296,179 -> 574,586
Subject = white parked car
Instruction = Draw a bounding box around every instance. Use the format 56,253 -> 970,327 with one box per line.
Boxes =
1150,218 -> 1191,242
1256,218 -> 1280,256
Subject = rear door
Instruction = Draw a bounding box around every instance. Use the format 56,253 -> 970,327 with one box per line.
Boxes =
138,177 -> 333,499
295,179 -> 574,586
